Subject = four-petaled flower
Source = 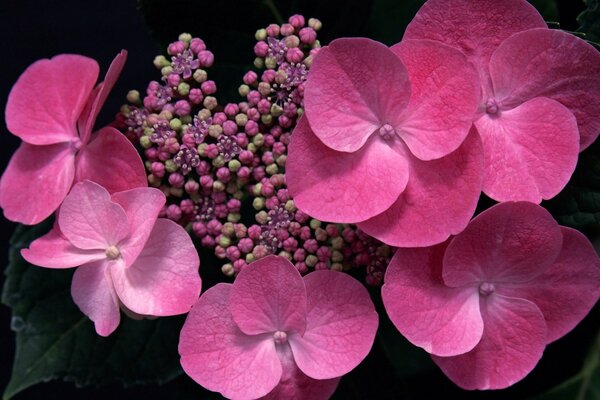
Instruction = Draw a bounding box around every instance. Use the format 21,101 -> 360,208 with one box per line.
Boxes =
179,255 -> 378,399
382,202 -> 600,389
1,52 -> 147,224
22,181 -> 202,336
286,38 -> 484,247
404,0 -> 600,202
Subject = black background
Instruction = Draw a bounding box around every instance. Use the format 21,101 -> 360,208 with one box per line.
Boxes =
0,1 -> 591,399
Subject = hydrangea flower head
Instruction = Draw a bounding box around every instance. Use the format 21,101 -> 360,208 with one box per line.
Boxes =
1,52 -> 147,224
286,38 -> 484,247
382,202 -> 600,389
404,0 -> 600,202
178,255 -> 378,399
22,180 -> 202,336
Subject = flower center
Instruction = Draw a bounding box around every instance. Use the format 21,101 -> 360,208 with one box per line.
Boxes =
105,245 -> 121,260
485,98 -> 499,115
70,137 -> 84,151
273,330 -> 288,344
479,282 -> 495,296
378,124 -> 396,141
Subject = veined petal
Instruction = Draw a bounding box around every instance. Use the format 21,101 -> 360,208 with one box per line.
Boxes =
0,142 -> 75,225
391,39 -> 479,160
71,260 -> 121,337
475,97 -> 579,203
59,180 -> 130,250
286,116 -> 408,224
6,54 -> 99,145
289,270 -> 378,379
432,295 -> 546,390
443,202 -> 563,287
382,242 -> 483,357
75,126 -> 147,194
304,38 -> 411,152
490,29 -> 600,150
358,128 -> 483,247
230,255 -> 307,336
179,284 -> 282,400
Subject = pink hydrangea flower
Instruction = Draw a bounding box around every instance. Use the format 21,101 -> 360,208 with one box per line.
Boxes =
1,52 -> 147,225
21,180 -> 202,336
286,38 -> 484,247
382,202 -> 600,390
178,255 -> 378,399
404,0 -> 600,203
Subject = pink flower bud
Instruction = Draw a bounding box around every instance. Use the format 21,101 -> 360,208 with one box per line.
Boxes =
247,90 -> 262,105
168,41 -> 186,55
286,47 -> 304,63
185,180 -> 199,194
299,27 -> 317,45
224,103 -> 239,117
266,24 -> 280,37
244,120 -> 259,136
166,204 -> 182,221
174,100 -> 191,116
288,14 -> 305,29
254,41 -> 269,57
151,162 -> 165,178
189,88 -> 203,104
216,167 -> 231,182
193,222 -> 207,237
248,225 -> 261,240
238,238 -> 254,253
198,50 -> 214,67
222,120 -> 238,135
243,70 -> 258,85
201,235 -> 215,248
201,80 -> 217,94
168,173 -> 185,188
190,38 -> 206,54
180,199 -> 195,214
280,23 -> 295,36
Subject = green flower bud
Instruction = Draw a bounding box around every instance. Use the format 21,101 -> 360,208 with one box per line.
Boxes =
228,159 -> 241,172
255,28 -> 267,41
310,219 -> 322,230
253,197 -> 265,210
305,255 -> 318,267
165,159 -> 177,173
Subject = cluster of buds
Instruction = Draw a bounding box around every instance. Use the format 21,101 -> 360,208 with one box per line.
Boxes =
115,15 -> 394,284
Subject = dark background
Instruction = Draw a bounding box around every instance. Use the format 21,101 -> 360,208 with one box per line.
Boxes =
0,0 -> 591,399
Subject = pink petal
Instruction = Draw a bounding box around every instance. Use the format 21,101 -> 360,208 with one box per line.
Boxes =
289,270 -> 378,379
111,219 -> 201,316
6,54 -> 99,145
304,38 -> 411,152
475,97 -> 579,203
179,284 -> 282,400
230,255 -> 307,335
78,51 -> 127,144
21,227 -> 105,268
403,0 -> 546,96
58,180 -> 130,250
443,202 -> 563,287
71,260 -> 121,337
489,29 -> 600,150
263,343 -> 340,400
390,39 -> 480,160
382,242 -> 483,357
358,128 -> 483,247
432,295 -> 547,390
499,227 -> 600,344
0,142 -> 75,225
75,126 -> 147,193
286,117 -> 408,223
110,187 -> 165,267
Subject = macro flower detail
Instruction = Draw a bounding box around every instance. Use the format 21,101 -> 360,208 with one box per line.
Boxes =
382,202 -> 600,389
404,0 -> 600,203
178,255 -> 378,399
1,52 -> 147,225
287,37 -> 484,247
21,180 -> 202,336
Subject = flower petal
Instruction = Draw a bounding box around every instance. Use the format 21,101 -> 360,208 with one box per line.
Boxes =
111,219 -> 201,316
475,97 -> 579,203
58,180 -> 130,250
443,202 -> 563,287
499,227 -> 600,344
21,227 -> 105,268
358,128 -> 483,247
110,187 -> 165,267
179,284 -> 282,400
6,54 -> 99,145
71,260 -> 121,337
390,39 -> 480,160
0,142 -> 75,225
263,343 -> 340,400
304,38 -> 411,152
432,295 -> 547,390
230,255 -> 307,335
403,0 -> 546,95
286,116 -> 408,223
75,126 -> 147,193
490,29 -> 600,150
289,270 -> 378,379
79,51 -> 127,144
382,242 -> 483,357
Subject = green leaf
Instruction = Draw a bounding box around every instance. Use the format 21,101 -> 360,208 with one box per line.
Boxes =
544,140 -> 600,228
530,329 -> 600,400
578,0 -> 600,43
2,222 -> 184,400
